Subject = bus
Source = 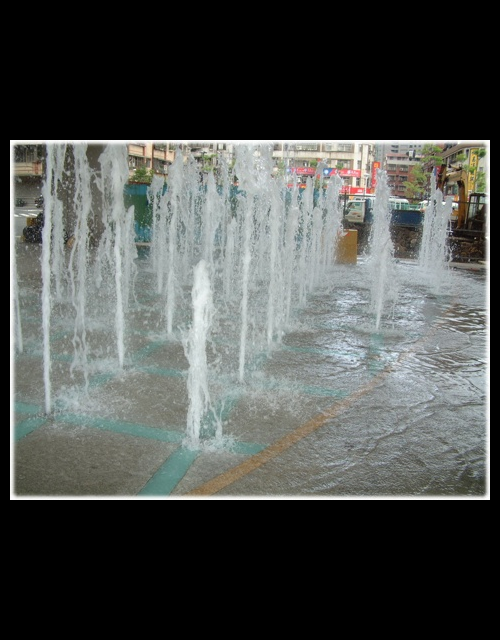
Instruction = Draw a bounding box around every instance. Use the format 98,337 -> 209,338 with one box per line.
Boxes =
344,196 -> 413,224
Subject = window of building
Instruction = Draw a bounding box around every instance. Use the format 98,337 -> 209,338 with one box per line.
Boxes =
129,156 -> 149,169
14,145 -> 40,163
153,160 -> 168,173
295,143 -> 318,151
337,159 -> 352,170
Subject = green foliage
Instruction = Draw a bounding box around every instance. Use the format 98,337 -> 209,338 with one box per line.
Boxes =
476,148 -> 487,191
420,144 -> 444,166
476,171 -> 487,192
130,167 -> 154,184
403,144 -> 444,200
404,144 -> 488,199
404,162 -> 430,201
456,148 -> 488,194
275,160 -> 286,177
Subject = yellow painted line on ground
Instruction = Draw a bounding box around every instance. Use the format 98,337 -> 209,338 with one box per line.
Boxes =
185,307 -> 454,497
185,365 -> 391,497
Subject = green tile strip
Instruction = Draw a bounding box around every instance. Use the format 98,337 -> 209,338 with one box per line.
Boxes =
139,447 -> 200,496
136,366 -> 186,377
13,400 -> 264,448
60,413 -> 185,443
13,327 -> 376,495
131,341 -> 166,362
138,437 -> 266,496
230,441 -> 266,455
298,386 -> 348,398
88,373 -> 118,387
14,415 -> 50,441
14,402 -> 41,414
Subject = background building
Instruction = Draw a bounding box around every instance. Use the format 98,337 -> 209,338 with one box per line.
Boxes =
440,142 -> 487,195
12,141 -> 487,203
270,142 -> 374,195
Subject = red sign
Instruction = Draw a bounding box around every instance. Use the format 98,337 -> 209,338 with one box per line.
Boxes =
289,167 -> 316,175
286,183 -> 374,195
340,185 -> 374,195
323,168 -> 361,178
371,161 -> 380,190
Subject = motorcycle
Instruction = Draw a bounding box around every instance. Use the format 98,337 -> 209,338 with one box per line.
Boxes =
23,213 -> 44,243
22,212 -> 73,245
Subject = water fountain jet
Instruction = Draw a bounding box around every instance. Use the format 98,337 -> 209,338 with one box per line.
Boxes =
14,143 -> 463,444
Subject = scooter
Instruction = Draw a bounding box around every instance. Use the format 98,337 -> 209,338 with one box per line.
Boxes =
23,213 -> 44,243
22,212 -> 73,246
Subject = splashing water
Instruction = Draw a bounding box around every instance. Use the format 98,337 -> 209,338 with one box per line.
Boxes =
37,144 -> 138,413
41,143 -> 67,413
21,143 -> 448,447
12,251 -> 23,354
28,143 -> 348,437
418,172 -> 452,293
98,145 -> 138,366
68,144 -> 93,392
182,259 -> 219,448
367,170 -> 398,331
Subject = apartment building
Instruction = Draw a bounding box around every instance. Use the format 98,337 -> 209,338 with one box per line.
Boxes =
127,142 -> 174,176
12,141 -> 377,200
150,141 -> 376,196
18,141 -> 486,202
440,142 -> 487,194
12,143 -> 45,204
270,142 -> 375,195
117,141 -> 377,196
383,151 -> 422,198
382,141 -> 487,199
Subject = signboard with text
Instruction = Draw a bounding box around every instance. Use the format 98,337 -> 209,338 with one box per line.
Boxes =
322,168 -> 361,178
371,161 -> 380,190
468,148 -> 479,193
287,167 -> 316,175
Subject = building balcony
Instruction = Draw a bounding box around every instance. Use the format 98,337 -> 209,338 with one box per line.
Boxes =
13,161 -> 44,177
128,144 -> 147,157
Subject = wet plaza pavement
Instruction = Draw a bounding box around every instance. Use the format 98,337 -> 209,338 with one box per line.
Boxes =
11,242 -> 489,500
